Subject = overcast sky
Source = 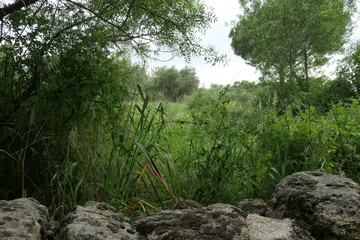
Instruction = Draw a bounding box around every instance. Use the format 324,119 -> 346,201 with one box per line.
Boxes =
148,0 -> 360,88
148,0 -> 260,88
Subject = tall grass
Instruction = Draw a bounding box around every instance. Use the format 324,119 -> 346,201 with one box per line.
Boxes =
97,86 -> 174,209
52,86 -> 178,218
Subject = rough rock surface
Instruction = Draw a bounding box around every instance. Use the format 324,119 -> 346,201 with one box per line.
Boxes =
266,171 -> 360,240
0,198 -> 50,240
132,202 -> 313,240
57,201 -> 137,240
245,214 -> 315,240
236,199 -> 267,216
132,203 -> 248,240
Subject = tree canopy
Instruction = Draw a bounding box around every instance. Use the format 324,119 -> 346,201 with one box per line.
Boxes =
1,0 -> 218,57
230,0 -> 356,95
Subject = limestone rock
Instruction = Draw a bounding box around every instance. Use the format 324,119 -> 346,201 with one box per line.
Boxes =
58,201 -> 137,240
0,198 -> 50,240
236,199 -> 267,216
266,171 -> 360,240
245,214 -> 315,240
132,203 -> 248,240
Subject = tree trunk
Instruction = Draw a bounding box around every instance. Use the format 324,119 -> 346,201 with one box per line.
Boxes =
278,67 -> 286,112
303,50 -> 310,92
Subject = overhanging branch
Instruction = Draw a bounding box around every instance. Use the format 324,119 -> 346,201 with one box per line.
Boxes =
0,0 -> 40,20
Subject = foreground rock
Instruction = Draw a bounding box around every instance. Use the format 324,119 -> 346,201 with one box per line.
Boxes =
1,171 -> 358,240
57,201 -> 137,240
0,198 -> 50,240
266,171 -> 360,240
132,203 -> 314,240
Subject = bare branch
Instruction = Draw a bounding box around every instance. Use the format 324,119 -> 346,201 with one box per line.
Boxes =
0,0 -> 40,20
118,0 -> 137,29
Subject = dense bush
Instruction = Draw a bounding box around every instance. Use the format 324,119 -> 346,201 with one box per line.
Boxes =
0,45 -> 137,217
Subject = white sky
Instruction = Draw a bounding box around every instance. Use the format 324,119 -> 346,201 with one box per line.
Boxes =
148,0 -> 260,88
148,0 -> 360,88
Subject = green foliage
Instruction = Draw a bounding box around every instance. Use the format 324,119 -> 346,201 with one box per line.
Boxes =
259,100 -> 360,182
147,66 -> 200,102
1,0 -> 360,221
165,86 -> 271,202
160,82 -> 360,205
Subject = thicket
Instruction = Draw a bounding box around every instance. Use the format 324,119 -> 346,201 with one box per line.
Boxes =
1,0 -> 360,221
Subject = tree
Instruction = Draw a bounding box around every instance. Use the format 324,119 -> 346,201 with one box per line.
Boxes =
150,66 -> 200,101
229,0 -> 356,100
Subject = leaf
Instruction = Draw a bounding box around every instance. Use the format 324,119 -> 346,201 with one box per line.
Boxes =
137,163 -> 147,183
137,84 -> 145,101
134,141 -> 179,203
270,167 -> 280,176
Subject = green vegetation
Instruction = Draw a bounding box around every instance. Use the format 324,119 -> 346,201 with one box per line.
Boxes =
0,0 -> 218,218
158,80 -> 360,204
1,0 -> 360,221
